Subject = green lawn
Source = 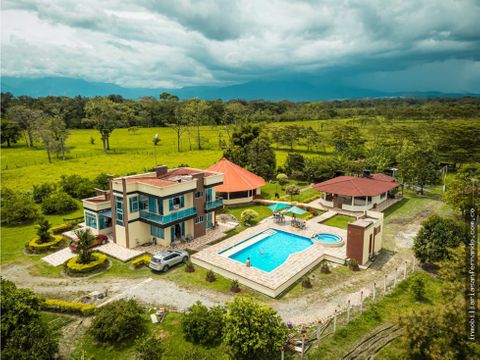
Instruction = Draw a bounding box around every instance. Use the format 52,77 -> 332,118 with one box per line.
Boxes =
310,272 -> 442,359
70,312 -> 228,360
321,214 -> 355,229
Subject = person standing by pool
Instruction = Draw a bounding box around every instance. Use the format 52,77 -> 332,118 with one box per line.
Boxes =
246,257 -> 251,267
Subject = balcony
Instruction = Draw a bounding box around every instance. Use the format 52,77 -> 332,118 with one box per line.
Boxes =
205,198 -> 223,211
140,207 -> 196,225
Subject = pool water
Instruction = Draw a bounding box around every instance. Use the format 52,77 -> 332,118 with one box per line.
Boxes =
314,233 -> 342,243
228,229 -> 313,272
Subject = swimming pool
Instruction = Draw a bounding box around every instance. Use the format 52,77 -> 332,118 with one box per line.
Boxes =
313,233 -> 344,247
225,229 -> 313,272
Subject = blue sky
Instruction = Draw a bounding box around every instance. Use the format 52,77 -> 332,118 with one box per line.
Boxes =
2,0 -> 480,93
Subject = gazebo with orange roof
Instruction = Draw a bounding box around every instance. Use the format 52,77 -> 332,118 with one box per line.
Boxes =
207,157 -> 266,205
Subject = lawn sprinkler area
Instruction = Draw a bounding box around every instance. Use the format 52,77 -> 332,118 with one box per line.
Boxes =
192,215 -> 347,297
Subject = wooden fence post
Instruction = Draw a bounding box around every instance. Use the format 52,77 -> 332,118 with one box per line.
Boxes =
347,299 -> 351,322
333,309 -> 337,333
301,334 -> 306,358
373,282 -> 376,301
394,268 -> 398,287
360,291 -> 364,312
281,346 -> 285,360
404,261 -> 407,279
413,257 -> 416,272
317,320 -> 322,348
384,274 -> 387,294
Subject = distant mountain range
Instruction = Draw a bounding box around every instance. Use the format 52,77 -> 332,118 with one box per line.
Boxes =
1,76 -> 477,101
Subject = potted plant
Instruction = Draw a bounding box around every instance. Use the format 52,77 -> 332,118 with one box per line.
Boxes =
205,270 -> 216,282
185,260 -> 195,273
301,276 -> 312,288
230,280 -> 241,293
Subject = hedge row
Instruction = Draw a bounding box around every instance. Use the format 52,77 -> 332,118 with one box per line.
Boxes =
131,254 -> 152,269
42,298 -> 96,316
65,252 -> 108,274
50,223 -> 74,234
27,235 -> 65,253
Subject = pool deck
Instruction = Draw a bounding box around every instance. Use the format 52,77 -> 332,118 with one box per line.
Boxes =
192,215 -> 347,297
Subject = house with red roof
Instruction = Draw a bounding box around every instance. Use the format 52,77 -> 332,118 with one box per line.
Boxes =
313,173 -> 400,212
81,165 -> 224,248
207,157 -> 265,205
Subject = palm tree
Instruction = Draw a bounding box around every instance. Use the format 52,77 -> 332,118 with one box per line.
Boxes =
74,228 -> 95,264
36,217 -> 52,243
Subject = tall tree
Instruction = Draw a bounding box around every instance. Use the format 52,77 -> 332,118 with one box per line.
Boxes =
168,106 -> 189,152
331,124 -> 366,159
182,98 -> 210,150
0,118 -> 21,147
397,139 -> 440,194
6,105 -> 43,147
246,134 -> 276,180
83,98 -> 132,152
444,166 -> 480,220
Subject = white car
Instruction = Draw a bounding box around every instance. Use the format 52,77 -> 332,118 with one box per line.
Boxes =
148,250 -> 189,272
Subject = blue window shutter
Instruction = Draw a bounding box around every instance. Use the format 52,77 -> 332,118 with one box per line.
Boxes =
149,197 -> 157,213
169,198 -> 174,211
180,195 -> 184,208
159,199 -> 163,215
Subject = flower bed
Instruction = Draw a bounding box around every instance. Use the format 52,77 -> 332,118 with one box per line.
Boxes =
65,252 -> 108,275
42,299 -> 96,316
131,254 -> 152,269
27,235 -> 65,253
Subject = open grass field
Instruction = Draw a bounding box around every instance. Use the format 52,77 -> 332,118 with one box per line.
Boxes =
3,118 -> 470,191
321,214 -> 356,229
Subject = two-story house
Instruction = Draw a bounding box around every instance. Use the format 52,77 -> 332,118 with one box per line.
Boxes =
81,165 -> 224,248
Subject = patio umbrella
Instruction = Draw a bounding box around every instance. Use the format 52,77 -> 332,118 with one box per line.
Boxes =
283,206 -> 307,215
267,202 -> 290,212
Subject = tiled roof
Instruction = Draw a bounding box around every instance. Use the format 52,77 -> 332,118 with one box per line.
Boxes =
312,174 -> 400,197
207,157 -> 265,192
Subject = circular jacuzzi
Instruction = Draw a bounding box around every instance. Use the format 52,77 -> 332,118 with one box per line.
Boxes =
313,233 -> 344,247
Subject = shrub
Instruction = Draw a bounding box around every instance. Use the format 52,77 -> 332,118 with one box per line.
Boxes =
410,276 -> 426,301
230,280 -> 240,293
185,260 -> 195,273
135,335 -> 164,360
89,299 -> 147,344
206,270 -> 216,282
27,235 -> 64,253
181,301 -> 226,346
0,188 -> 38,225
42,299 -> 96,316
413,215 -> 465,264
321,262 -> 331,274
240,209 -> 258,226
348,258 -> 359,271
223,296 -> 288,360
41,191 -> 78,215
301,276 -> 312,288
50,223 -> 73,234
285,184 -> 301,198
132,255 -> 152,268
59,175 -> 95,199
93,173 -> 110,191
32,182 -> 56,203
65,252 -> 108,274
276,173 -> 288,185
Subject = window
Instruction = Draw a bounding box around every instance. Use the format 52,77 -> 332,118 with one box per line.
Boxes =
195,191 -> 203,198
139,195 -> 148,210
195,215 -> 204,224
169,195 -> 184,210
151,225 -> 164,239
85,212 -> 97,229
115,196 -> 124,226
129,196 -> 139,213
380,192 -> 387,199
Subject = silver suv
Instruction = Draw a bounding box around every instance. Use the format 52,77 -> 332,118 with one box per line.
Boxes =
148,250 -> 189,272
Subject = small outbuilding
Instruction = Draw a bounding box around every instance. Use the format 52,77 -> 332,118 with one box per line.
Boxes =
207,157 -> 265,205
313,173 -> 400,212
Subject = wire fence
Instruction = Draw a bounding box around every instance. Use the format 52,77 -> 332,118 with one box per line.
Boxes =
282,257 -> 417,359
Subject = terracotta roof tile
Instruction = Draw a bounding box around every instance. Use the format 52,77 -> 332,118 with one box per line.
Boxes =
312,174 -> 400,197
207,158 -> 265,192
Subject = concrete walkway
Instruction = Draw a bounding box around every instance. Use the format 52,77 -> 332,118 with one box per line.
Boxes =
97,242 -> 143,262
41,248 -> 76,267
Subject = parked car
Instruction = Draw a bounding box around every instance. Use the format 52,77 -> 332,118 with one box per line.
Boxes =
148,250 -> 189,272
69,234 -> 108,252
